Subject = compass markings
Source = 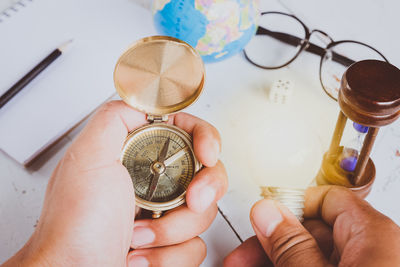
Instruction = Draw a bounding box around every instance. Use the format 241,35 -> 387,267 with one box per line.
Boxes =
122,127 -> 194,203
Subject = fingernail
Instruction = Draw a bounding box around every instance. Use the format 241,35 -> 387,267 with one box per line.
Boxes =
252,199 -> 283,237
196,186 -> 216,212
132,227 -> 155,247
128,255 -> 149,267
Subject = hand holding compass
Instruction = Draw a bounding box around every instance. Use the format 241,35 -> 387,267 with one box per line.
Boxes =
6,100 -> 227,267
3,37 -> 228,267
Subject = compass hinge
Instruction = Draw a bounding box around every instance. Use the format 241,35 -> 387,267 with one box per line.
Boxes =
147,115 -> 168,123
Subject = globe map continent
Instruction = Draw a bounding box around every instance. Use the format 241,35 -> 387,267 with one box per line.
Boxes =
153,0 -> 258,62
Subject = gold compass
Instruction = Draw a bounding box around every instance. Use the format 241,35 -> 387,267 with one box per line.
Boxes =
114,36 -> 204,218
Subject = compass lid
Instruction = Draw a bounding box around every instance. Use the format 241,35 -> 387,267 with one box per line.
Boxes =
114,36 -> 205,116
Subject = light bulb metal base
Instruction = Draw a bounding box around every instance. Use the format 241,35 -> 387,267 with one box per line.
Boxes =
260,187 -> 305,222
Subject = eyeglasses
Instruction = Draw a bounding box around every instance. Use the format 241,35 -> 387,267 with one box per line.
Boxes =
244,11 -> 389,101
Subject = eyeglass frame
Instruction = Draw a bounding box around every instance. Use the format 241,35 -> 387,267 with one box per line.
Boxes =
243,11 -> 389,101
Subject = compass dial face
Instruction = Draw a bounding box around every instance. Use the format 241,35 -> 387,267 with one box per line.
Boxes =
121,124 -> 196,205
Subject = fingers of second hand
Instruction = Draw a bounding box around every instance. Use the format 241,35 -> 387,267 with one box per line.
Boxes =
304,186 -> 400,259
223,236 -> 273,267
302,219 -> 334,259
250,199 -> 327,267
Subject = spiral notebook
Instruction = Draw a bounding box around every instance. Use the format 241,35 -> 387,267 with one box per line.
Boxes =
0,0 -> 155,166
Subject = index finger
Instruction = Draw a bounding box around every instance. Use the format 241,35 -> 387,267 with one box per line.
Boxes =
303,186 -> 380,225
304,186 -> 399,256
168,112 -> 221,167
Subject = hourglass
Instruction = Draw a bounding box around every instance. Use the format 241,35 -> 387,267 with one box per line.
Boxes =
316,60 -> 400,197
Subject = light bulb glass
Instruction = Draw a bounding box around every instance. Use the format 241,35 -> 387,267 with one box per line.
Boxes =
216,75 -> 332,222
249,106 -> 323,189
250,107 -> 322,221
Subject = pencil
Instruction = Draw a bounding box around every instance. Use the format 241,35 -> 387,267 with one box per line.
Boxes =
0,39 -> 73,109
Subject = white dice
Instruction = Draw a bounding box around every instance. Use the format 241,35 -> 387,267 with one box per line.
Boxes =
269,79 -> 293,104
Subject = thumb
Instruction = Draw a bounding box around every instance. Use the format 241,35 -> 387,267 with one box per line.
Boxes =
250,199 -> 327,267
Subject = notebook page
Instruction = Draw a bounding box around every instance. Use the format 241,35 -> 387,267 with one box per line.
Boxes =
0,0 -> 155,165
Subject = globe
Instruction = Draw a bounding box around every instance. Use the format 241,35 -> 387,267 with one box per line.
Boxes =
152,0 -> 259,63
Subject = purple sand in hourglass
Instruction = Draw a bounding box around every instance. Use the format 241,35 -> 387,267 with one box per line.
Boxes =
339,123 -> 369,172
340,154 -> 358,172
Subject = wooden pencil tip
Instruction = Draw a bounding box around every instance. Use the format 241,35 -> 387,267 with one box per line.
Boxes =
58,39 -> 73,53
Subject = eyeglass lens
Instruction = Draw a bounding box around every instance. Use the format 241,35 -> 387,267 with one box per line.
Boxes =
321,42 -> 387,100
244,12 -> 387,101
244,12 -> 307,68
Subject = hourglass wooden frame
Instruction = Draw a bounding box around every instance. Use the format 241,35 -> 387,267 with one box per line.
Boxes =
316,60 -> 400,197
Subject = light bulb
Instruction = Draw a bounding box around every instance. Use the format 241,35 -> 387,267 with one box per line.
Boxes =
216,76 -> 330,223
248,107 -> 323,221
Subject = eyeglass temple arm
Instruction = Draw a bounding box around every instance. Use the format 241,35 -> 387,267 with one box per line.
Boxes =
256,27 -> 354,67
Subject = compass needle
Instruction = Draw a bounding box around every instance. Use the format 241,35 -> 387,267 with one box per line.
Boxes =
164,146 -> 188,166
146,173 -> 160,200
159,137 -> 170,162
146,138 -> 170,200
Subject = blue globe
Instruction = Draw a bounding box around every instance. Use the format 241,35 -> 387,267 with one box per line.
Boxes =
153,0 -> 259,63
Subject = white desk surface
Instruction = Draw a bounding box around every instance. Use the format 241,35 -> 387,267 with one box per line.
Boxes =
1,0 -> 400,266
